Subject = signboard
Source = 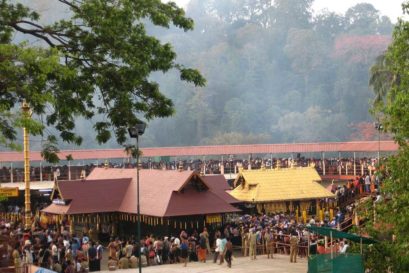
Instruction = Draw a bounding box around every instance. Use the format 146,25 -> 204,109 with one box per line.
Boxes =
0,187 -> 19,197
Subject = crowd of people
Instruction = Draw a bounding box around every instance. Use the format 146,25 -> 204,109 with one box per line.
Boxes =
0,206 -> 360,273
0,155 -> 384,272
0,156 -> 383,183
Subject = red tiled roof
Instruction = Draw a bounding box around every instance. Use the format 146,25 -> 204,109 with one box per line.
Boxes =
201,175 -> 241,204
43,178 -> 132,215
0,141 -> 398,162
164,189 -> 240,217
42,203 -> 69,214
89,168 -> 195,217
43,167 -> 239,217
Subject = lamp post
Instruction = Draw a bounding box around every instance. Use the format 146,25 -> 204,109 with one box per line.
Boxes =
128,121 -> 146,273
21,100 -> 32,230
374,122 -> 383,163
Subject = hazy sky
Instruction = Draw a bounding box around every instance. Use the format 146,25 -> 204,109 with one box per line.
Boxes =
171,0 -> 405,22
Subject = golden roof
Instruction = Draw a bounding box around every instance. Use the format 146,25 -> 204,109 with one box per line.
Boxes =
229,167 -> 334,202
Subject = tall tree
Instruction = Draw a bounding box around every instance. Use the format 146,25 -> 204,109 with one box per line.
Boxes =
0,0 -> 205,158
363,3 -> 409,272
369,54 -> 397,110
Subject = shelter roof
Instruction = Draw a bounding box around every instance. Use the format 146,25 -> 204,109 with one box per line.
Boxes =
0,141 -> 398,162
307,226 -> 377,244
229,167 -> 334,202
44,168 -> 240,217
86,168 -> 197,217
43,178 -> 131,214
164,187 -> 240,217
201,175 -> 241,204
42,203 -> 69,214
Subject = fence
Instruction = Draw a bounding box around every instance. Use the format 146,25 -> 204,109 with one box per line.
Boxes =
308,253 -> 364,273
0,157 -> 379,184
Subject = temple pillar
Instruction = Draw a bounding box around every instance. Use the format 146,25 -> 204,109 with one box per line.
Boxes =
302,210 -> 307,224
70,216 -> 75,236
111,222 -> 117,237
296,208 -> 299,223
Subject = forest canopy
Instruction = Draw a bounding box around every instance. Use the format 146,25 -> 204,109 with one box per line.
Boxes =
142,0 -> 393,147
0,0 -> 394,152
0,0 -> 205,158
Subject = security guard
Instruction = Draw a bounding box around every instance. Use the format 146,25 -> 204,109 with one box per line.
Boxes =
289,228 -> 299,263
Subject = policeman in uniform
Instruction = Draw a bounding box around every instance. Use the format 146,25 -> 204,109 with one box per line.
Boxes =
290,228 -> 299,263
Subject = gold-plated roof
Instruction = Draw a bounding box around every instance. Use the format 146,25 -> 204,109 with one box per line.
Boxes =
229,167 -> 334,202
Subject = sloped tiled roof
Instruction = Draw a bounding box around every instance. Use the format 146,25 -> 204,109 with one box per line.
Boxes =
164,187 -> 240,217
229,167 -> 334,202
201,175 -> 241,204
43,178 -> 132,214
42,203 -> 70,214
43,168 -> 240,217
86,168 -> 196,217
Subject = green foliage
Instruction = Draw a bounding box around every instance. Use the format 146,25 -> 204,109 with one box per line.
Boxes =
0,0 -> 205,159
369,3 -> 409,146
0,0 -> 396,150
41,135 -> 61,163
380,148 -> 409,262
142,0 -> 393,146
369,54 -> 396,112
364,4 -> 409,269
124,144 -> 142,158
358,147 -> 409,271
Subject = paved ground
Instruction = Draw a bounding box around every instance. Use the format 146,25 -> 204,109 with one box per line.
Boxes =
100,254 -> 307,273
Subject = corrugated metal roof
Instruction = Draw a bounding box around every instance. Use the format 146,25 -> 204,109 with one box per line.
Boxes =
0,141 -> 398,162
229,167 -> 334,202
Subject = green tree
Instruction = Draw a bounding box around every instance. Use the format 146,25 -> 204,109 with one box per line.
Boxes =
369,54 -> 396,111
345,3 -> 380,34
0,0 -> 205,158
364,3 -> 409,271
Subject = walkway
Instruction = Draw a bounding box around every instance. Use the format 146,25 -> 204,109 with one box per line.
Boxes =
100,255 -> 307,273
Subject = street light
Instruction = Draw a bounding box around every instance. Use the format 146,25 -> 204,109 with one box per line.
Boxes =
128,121 -> 146,273
374,122 -> 383,163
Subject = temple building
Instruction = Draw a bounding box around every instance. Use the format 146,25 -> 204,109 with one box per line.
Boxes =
42,167 -> 240,237
229,163 -> 334,217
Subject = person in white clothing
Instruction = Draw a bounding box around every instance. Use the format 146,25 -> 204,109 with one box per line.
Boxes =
213,234 -> 221,263
339,240 -> 349,254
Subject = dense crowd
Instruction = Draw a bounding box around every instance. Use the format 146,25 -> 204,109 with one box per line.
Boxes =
0,155 -> 384,272
0,211 -> 328,272
0,187 -> 383,273
0,156 -> 382,183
